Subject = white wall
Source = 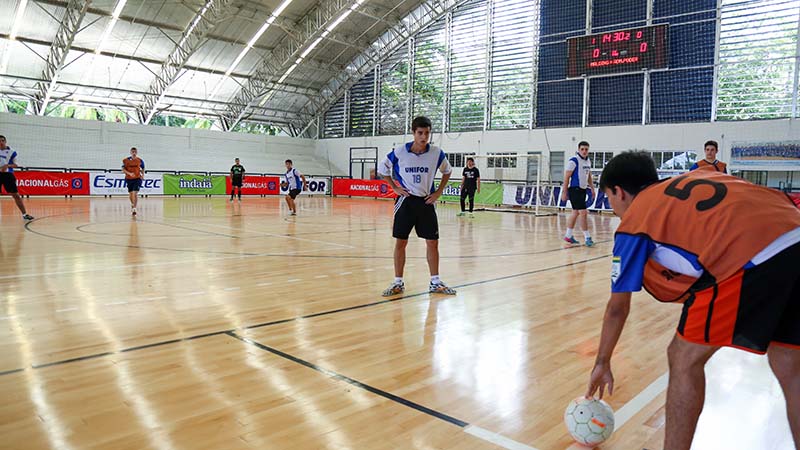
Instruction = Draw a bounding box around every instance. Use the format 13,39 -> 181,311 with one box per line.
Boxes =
315,119 -> 800,183
0,113 -> 338,175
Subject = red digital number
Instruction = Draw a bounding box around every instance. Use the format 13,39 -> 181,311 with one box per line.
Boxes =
640,42 -> 648,53
625,32 -> 631,40
602,34 -> 612,43
636,31 -> 643,39
593,48 -> 600,58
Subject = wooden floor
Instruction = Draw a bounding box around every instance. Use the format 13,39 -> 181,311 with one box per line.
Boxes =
0,197 -> 793,450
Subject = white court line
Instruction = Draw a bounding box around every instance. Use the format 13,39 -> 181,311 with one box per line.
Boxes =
363,268 -> 374,272
339,272 -> 352,276
104,301 -> 127,306
464,425 -> 540,450
146,296 -> 167,301
286,279 -> 302,283
613,372 -> 669,430
186,291 -> 205,296
0,315 -> 18,320
223,287 -> 240,292
55,307 -> 78,313
256,282 -> 272,287
314,275 -> 329,279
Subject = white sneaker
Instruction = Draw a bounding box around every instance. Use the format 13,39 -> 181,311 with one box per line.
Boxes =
429,281 -> 456,295
382,281 -> 405,297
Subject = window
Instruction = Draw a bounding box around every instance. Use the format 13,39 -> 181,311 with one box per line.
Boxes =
447,152 -> 476,168
487,152 -> 518,168
716,0 -> 800,120
648,151 -> 698,170
589,151 -> 614,168
549,151 -> 565,182
449,1 -> 488,132
738,170 -> 767,186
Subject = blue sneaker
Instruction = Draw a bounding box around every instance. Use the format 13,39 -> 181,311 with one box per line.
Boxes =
564,236 -> 579,245
585,237 -> 595,247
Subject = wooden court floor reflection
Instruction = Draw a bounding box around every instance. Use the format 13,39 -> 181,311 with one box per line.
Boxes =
0,197 -> 792,449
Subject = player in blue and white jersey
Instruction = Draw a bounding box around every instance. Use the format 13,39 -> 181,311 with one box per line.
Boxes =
561,140 -> 595,246
284,159 -> 307,216
378,116 -> 456,297
0,135 -> 34,221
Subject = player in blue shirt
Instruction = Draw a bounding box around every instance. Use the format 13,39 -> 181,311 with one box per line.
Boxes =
561,141 -> 595,246
378,116 -> 456,297
0,135 -> 34,221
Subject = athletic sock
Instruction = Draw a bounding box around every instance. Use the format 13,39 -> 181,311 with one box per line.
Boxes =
583,231 -> 591,239
565,228 -> 574,238
394,277 -> 403,285
430,275 -> 441,284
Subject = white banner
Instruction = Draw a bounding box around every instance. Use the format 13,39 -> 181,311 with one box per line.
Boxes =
90,172 -> 164,195
279,177 -> 330,195
502,183 -> 612,211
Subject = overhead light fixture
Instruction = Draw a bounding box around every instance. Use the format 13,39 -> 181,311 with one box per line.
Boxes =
220,0 -> 294,79
9,0 -> 29,40
179,0 -> 214,48
95,0 -> 128,54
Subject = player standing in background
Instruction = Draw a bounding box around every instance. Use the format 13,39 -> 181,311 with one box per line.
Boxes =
690,140 -> 728,173
230,158 -> 245,202
122,147 -> 144,216
561,141 -> 595,247
284,159 -> 307,216
458,157 -> 480,217
586,151 -> 800,450
0,135 -> 34,221
379,116 -> 456,297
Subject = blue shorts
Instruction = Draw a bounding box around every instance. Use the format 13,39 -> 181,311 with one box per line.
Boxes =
126,178 -> 142,192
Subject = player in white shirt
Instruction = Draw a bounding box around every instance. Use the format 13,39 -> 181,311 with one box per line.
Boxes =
283,159 -> 307,216
0,135 -> 34,221
379,116 -> 456,296
561,140 -> 595,246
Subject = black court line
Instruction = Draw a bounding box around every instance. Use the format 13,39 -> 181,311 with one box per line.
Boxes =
0,253 -> 610,377
225,331 -> 469,428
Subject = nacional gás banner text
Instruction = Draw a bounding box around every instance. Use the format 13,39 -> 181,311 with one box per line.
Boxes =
90,172 -> 163,195
332,178 -> 397,198
279,177 -> 330,195
163,174 -> 226,195
225,175 -> 280,195
14,171 -> 90,196
502,184 -> 612,211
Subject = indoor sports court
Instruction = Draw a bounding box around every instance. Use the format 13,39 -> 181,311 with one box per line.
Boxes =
1,0 -> 800,449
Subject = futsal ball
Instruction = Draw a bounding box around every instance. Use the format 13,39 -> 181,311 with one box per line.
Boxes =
564,397 -> 615,447
280,181 -> 288,190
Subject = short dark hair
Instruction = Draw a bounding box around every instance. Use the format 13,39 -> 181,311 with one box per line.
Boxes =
285,159 -> 292,164
130,147 -> 137,151
0,135 -> 5,140
599,151 -> 659,196
466,157 -> 475,163
578,141 -> 590,149
704,140 -> 718,151
411,116 -> 432,131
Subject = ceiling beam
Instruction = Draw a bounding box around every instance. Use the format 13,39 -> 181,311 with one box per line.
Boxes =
137,0 -> 233,124
33,0 -> 91,115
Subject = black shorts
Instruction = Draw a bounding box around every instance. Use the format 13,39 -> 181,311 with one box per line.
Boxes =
392,195 -> 439,240
125,178 -> 142,192
568,187 -> 587,210
231,178 -> 243,188
0,172 -> 19,194
677,241 -> 800,353
288,189 -> 301,199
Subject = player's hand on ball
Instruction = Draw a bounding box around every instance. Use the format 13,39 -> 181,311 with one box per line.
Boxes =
586,363 -> 614,399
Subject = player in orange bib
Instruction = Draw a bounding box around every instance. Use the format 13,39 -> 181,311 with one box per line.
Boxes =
586,151 -> 800,450
690,139 -> 727,173
122,147 -> 144,216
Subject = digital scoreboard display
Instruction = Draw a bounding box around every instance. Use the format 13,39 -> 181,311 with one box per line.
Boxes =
567,24 -> 668,78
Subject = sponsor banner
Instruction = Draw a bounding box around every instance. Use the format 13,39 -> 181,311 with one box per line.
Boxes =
163,174 -> 226,195
333,178 -> 397,198
437,181 -> 504,205
226,175 -> 280,195
14,171 -> 90,196
502,184 -> 612,211
90,172 -> 163,195
279,177 -> 330,195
